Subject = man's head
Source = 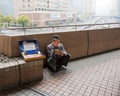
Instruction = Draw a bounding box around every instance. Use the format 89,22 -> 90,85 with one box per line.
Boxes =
52,35 -> 60,47
52,35 -> 60,40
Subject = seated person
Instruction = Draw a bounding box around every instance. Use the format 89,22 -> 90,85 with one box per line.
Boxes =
47,35 -> 71,72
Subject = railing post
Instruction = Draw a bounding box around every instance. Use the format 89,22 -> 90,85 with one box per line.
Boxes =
75,25 -> 77,31
108,23 -> 110,28
53,26 -> 54,33
22,23 -> 26,35
24,28 -> 26,35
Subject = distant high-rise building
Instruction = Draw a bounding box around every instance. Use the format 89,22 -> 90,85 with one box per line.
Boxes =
15,0 -> 70,12
0,0 -> 14,17
13,0 -> 76,27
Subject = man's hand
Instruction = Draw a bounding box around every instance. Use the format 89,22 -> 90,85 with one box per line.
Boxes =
54,49 -> 65,56
60,51 -> 64,56
54,49 -> 60,55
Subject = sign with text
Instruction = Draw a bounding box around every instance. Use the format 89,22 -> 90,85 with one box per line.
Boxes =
49,14 -> 61,19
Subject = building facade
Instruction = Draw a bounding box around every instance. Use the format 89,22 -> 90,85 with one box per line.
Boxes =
14,0 -> 76,26
18,11 -> 76,27
15,0 -> 70,12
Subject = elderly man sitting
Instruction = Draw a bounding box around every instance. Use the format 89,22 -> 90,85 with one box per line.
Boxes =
47,35 -> 71,72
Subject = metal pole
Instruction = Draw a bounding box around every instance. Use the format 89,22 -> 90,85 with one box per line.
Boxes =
24,29 -> 26,35
75,25 -> 77,31
23,23 -> 26,35
53,26 -> 54,33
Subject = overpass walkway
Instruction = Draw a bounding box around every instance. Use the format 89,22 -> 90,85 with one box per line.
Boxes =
2,50 -> 120,96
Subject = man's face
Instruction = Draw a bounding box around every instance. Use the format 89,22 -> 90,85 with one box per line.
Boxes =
52,39 -> 60,47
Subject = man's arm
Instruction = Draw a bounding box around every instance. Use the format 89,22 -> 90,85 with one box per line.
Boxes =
47,45 -> 55,57
60,43 -> 67,55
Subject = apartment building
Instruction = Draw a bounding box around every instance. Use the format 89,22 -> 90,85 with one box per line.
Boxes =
15,0 -> 76,26
15,0 -> 69,12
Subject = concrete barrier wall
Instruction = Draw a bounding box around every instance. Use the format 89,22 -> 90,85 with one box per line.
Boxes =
0,35 -> 12,56
3,35 -> 12,56
9,31 -> 88,60
88,28 -> 120,55
0,35 -> 4,53
0,28 -> 120,61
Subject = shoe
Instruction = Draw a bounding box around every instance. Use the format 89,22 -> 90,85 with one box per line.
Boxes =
61,66 -> 67,71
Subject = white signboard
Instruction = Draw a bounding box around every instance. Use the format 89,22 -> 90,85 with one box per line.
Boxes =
66,14 -> 73,18
23,41 -> 36,51
49,14 -> 60,19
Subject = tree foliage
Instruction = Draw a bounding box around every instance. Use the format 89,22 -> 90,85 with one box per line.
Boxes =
0,13 -> 13,28
3,16 -> 13,23
0,13 -> 3,23
17,15 -> 30,27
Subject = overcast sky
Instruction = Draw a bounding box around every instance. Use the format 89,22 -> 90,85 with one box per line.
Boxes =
95,0 -> 117,15
72,0 -> 117,15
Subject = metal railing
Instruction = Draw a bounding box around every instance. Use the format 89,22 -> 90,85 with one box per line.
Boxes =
1,22 -> 120,35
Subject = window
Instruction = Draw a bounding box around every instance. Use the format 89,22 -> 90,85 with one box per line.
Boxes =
23,5 -> 25,8
28,4 -> 30,7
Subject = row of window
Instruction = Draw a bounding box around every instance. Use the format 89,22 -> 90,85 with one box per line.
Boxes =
23,0 -> 30,2
23,5 -> 31,7
23,5 -> 68,8
35,8 -> 64,12
21,8 -> 64,12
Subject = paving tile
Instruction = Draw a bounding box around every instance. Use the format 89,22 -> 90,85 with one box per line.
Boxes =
1,50 -> 120,96
104,92 -> 112,96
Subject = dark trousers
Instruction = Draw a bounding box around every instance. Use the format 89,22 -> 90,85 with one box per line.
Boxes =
48,54 -> 70,71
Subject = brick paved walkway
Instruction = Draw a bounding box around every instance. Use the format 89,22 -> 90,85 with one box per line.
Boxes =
2,50 -> 120,96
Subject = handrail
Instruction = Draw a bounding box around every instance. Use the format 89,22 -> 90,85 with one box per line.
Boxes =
1,22 -> 120,35
7,22 -> 120,30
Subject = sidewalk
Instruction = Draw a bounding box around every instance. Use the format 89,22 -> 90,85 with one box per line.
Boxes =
2,50 -> 120,96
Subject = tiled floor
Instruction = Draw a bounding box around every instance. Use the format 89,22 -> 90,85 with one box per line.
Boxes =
2,50 -> 120,96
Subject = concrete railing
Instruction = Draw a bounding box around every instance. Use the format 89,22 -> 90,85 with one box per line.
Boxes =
0,27 -> 120,61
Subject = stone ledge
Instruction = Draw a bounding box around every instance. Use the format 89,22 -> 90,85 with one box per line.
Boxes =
0,54 -> 43,92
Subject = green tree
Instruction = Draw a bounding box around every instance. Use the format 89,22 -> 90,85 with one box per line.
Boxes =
3,16 -> 13,23
17,15 -> 30,27
0,13 -> 4,28
3,16 -> 13,27
0,14 -> 13,28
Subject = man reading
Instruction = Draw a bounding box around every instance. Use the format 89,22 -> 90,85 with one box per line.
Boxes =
47,35 -> 71,72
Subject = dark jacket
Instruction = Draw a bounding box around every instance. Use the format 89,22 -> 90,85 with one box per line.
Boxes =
47,43 -> 67,58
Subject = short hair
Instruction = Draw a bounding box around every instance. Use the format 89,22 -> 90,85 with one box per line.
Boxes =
52,35 -> 60,40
